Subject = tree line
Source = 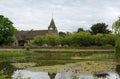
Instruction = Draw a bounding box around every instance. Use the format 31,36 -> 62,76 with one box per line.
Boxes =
31,32 -> 115,47
31,23 -> 115,47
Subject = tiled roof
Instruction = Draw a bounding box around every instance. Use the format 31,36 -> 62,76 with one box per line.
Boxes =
15,30 -> 48,40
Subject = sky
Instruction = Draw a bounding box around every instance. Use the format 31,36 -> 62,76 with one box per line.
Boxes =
0,0 -> 120,32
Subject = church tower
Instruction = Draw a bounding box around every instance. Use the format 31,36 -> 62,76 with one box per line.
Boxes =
48,18 -> 58,34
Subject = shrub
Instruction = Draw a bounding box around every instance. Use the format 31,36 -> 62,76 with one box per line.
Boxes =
25,45 -> 30,51
45,34 -> 60,46
63,44 -> 69,47
71,32 -> 92,46
59,35 -> 72,46
31,35 -> 44,46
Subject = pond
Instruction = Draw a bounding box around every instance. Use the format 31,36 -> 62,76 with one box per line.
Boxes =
0,60 -> 120,79
0,50 -> 119,79
12,70 -> 119,79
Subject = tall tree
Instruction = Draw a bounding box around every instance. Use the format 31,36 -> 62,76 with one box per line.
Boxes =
59,31 -> 66,37
112,17 -> 120,58
0,15 -> 17,45
77,27 -> 84,32
112,18 -> 120,35
91,23 -> 110,34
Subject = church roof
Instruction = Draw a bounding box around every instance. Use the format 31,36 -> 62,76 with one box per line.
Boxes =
15,31 -> 28,40
15,30 -> 48,40
26,30 -> 48,40
48,18 -> 56,28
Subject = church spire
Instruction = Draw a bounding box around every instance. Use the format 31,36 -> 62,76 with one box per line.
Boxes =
48,18 -> 56,28
48,18 -> 58,34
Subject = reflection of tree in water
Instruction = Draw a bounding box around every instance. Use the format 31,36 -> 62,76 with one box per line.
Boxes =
71,75 -> 77,79
48,72 -> 56,79
94,73 -> 109,78
0,62 -> 16,79
116,64 -> 120,76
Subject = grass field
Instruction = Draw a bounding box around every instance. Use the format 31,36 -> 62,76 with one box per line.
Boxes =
0,49 -> 115,65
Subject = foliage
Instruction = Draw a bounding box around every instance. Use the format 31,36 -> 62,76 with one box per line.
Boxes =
104,34 -> 115,46
0,75 -> 6,79
112,17 -> 120,58
0,15 -> 17,45
93,34 -> 106,46
71,32 -> 92,46
93,33 -> 115,46
31,34 -> 60,46
59,31 -> 66,37
31,35 -> 44,46
112,17 -> 120,34
31,31 -> 115,47
44,34 -> 60,46
115,37 -> 120,58
91,23 -> 110,34
0,62 -> 16,79
77,27 -> 84,32
60,34 -> 72,46
25,45 -> 30,51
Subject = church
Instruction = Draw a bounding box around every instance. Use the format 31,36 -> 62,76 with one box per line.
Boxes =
14,18 -> 58,46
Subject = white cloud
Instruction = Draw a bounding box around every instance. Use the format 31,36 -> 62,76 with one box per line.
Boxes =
104,7 -> 120,20
0,0 -> 120,32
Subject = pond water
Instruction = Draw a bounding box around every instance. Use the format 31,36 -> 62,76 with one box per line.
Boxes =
12,70 -> 119,79
0,60 -> 120,79
10,61 -> 120,79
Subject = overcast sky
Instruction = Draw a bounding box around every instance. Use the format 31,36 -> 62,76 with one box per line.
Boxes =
0,0 -> 120,32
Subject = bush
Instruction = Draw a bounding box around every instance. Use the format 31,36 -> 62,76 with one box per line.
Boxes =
31,35 -> 44,46
25,45 -> 30,51
104,34 -> 115,46
45,34 -> 60,46
59,35 -> 72,46
71,32 -> 92,46
63,44 -> 69,47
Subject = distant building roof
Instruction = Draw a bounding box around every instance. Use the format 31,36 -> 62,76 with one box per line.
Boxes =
26,30 -> 48,40
15,31 -> 28,40
15,30 -> 48,40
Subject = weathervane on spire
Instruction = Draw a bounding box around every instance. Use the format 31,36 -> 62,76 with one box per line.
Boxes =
52,9 -> 54,18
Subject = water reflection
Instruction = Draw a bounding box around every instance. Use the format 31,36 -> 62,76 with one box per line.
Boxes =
94,73 -> 109,78
48,72 -> 56,79
12,70 -> 49,79
12,70 -> 120,79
